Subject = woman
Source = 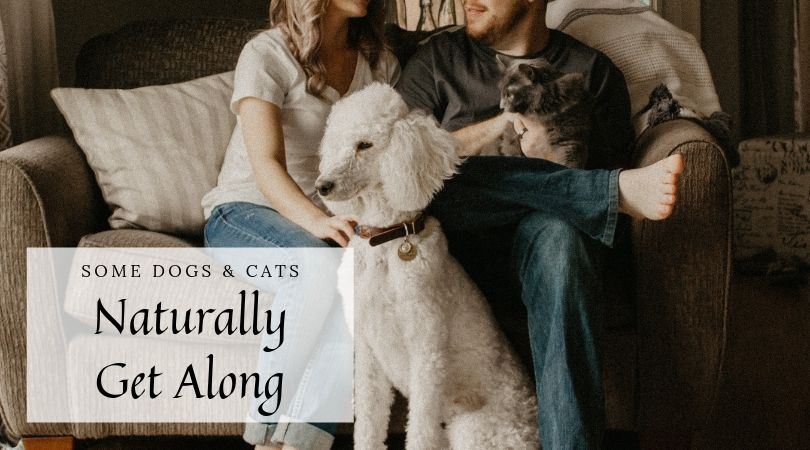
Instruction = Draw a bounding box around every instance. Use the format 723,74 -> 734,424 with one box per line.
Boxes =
202,0 -> 399,449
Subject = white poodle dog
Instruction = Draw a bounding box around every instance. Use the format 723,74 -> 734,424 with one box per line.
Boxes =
316,83 -> 540,450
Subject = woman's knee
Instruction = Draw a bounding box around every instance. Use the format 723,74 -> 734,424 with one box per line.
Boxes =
205,202 -> 328,248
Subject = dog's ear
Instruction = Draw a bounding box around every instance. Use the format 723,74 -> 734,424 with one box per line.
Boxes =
381,110 -> 461,212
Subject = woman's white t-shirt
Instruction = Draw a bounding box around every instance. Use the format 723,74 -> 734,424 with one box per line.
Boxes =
202,28 -> 401,219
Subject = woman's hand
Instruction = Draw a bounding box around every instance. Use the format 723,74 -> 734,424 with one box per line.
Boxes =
303,214 -> 358,247
237,98 -> 358,246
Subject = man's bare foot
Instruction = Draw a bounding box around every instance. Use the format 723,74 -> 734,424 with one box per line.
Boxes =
618,154 -> 685,220
256,445 -> 297,450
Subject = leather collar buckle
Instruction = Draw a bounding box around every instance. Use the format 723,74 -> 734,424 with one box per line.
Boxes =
356,214 -> 426,247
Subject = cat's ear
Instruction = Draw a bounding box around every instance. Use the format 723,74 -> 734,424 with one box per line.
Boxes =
517,64 -> 536,82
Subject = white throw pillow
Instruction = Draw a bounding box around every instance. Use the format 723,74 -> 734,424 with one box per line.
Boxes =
51,72 -> 236,237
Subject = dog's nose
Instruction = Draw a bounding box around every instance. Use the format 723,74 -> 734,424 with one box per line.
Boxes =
316,180 -> 335,196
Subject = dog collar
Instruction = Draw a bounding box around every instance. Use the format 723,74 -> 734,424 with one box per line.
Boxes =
356,214 -> 426,247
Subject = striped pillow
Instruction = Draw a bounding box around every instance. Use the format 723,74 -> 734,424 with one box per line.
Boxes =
51,72 -> 236,237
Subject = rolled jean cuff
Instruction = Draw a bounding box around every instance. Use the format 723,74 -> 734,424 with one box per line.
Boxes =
243,421 -> 276,447
600,169 -> 621,247
243,417 -> 335,450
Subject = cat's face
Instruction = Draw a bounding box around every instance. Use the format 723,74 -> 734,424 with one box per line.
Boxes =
498,62 -> 561,112
499,62 -> 588,115
499,65 -> 533,111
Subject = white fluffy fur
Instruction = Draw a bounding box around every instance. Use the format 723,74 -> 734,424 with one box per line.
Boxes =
318,83 -> 540,450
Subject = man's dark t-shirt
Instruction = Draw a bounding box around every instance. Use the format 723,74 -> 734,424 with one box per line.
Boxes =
394,27 -> 637,328
395,26 -> 635,170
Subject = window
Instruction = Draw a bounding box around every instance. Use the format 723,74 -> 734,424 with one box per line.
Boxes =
639,0 -> 660,11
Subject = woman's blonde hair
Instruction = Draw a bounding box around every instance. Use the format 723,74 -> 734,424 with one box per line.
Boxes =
269,0 -> 387,99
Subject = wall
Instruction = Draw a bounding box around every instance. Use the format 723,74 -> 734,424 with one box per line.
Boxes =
51,0 -> 268,86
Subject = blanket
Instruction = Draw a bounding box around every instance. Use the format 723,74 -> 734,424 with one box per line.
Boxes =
547,0 -> 723,136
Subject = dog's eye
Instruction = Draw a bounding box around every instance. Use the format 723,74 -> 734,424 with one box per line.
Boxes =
356,141 -> 373,151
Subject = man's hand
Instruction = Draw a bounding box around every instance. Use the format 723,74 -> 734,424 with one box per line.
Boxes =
451,113 -> 514,157
510,113 -> 559,161
452,111 -> 558,161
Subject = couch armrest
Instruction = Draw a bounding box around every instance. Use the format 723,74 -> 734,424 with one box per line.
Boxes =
631,119 -> 731,432
0,136 -> 108,442
0,136 -> 108,247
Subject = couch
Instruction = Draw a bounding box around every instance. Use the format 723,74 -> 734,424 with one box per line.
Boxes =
0,18 -> 730,449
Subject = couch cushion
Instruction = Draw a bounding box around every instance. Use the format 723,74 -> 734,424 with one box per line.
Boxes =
79,230 -> 201,248
70,233 -> 271,348
76,18 -> 265,89
74,19 -> 426,90
52,72 -> 235,237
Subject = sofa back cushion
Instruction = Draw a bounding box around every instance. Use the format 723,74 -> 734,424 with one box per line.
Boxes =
75,18 -> 429,90
75,18 -> 265,89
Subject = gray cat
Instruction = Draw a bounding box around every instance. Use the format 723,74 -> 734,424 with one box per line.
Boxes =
494,62 -> 593,168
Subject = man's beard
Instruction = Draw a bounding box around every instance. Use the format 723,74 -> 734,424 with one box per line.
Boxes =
465,3 -> 530,47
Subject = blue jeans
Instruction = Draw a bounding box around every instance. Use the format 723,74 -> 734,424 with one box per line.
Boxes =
204,202 -> 340,450
428,156 -> 619,450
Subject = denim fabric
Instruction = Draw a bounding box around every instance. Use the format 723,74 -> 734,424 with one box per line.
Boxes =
512,211 -> 607,449
204,202 -> 341,450
243,417 -> 336,450
429,156 -> 619,450
429,156 -> 620,247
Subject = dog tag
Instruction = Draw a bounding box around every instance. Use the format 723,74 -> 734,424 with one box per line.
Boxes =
398,239 -> 417,261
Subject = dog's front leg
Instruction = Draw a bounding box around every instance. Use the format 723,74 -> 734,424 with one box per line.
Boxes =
355,337 -> 395,450
402,299 -> 449,450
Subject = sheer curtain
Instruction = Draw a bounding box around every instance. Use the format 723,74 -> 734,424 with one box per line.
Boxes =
740,0 -> 803,138
796,0 -> 809,133
0,0 -> 60,149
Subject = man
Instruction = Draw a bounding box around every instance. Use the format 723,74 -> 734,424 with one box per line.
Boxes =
396,0 -> 684,448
